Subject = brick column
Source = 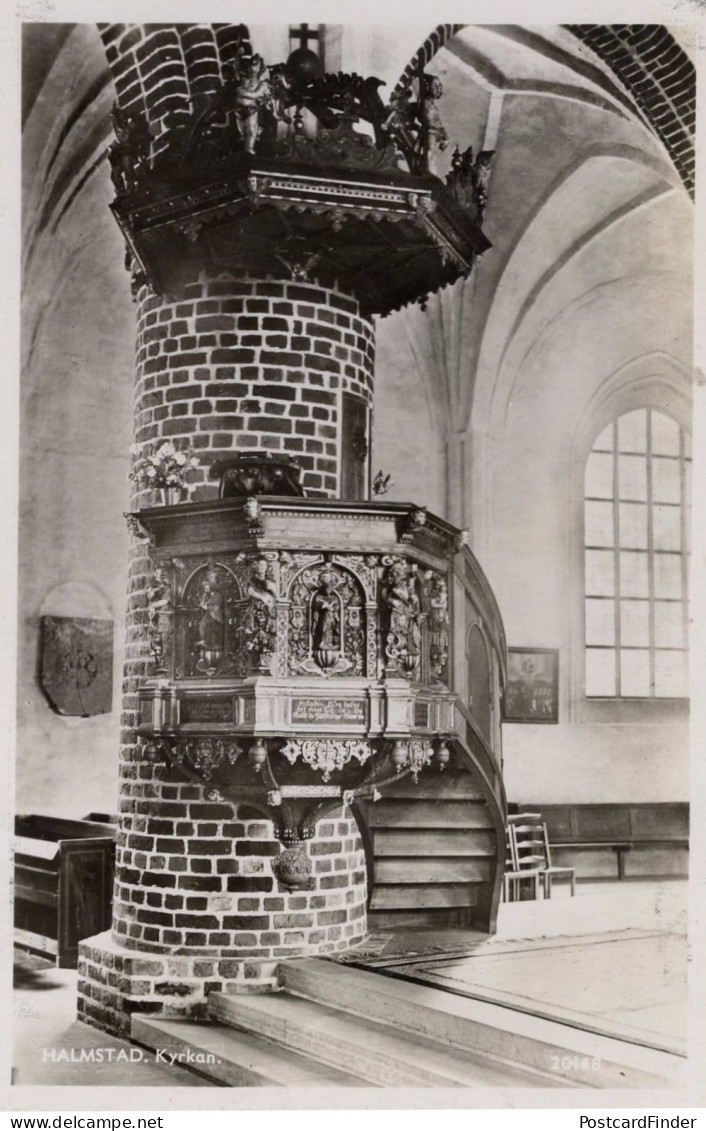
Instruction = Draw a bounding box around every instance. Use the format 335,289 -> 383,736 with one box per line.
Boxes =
79,811 -> 366,1036
77,272 -> 373,1037
133,275 -> 374,502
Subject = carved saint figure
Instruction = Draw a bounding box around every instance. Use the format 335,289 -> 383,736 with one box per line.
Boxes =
247,557 -> 277,609
420,75 -> 448,152
447,146 -> 495,224
243,557 -> 278,662
428,573 -> 449,679
382,560 -> 422,671
196,568 -> 226,652
311,572 -> 341,652
147,563 -> 172,673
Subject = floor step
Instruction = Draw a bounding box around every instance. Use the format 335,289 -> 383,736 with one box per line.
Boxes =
131,1015 -> 372,1088
369,801 -> 489,828
277,958 -> 683,1088
208,990 -> 561,1088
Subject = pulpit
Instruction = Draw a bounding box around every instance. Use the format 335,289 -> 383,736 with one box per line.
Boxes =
77,23 -> 507,1037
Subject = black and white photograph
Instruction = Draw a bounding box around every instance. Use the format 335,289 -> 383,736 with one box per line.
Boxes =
4,2 -> 705,1117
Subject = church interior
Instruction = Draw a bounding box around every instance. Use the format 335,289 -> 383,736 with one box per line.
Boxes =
15,20 -> 694,1094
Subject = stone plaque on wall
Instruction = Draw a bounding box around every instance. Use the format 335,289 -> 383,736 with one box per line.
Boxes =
40,616 -> 113,717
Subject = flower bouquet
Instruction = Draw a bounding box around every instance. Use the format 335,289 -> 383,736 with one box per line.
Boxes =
130,440 -> 200,505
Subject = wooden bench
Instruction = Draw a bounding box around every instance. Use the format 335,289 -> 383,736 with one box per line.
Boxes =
14,814 -> 116,968
514,804 -> 689,881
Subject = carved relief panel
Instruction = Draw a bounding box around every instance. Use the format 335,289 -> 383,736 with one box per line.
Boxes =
144,546 -> 448,689
178,560 -> 247,678
286,560 -> 368,678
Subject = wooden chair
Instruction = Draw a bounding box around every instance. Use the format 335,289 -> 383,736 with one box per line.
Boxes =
509,819 -> 576,899
539,823 -> 576,897
503,813 -> 544,901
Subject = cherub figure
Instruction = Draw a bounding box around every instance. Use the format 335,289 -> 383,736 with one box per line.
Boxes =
232,52 -> 271,153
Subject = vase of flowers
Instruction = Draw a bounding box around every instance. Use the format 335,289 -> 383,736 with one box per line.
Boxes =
129,440 -> 200,505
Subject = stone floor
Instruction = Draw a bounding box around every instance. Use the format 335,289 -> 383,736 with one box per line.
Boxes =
12,952 -> 210,1087
11,878 -> 688,1087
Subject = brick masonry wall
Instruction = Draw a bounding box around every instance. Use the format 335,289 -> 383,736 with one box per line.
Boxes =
79,807 -> 366,1036
99,23 -> 251,124
133,274 -> 375,502
111,795 -> 366,956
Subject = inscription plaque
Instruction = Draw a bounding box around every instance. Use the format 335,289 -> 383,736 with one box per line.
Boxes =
291,698 -> 366,724
180,698 -> 234,724
279,785 -> 341,798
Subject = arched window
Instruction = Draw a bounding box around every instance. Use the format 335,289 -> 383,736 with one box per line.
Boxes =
584,409 -> 691,698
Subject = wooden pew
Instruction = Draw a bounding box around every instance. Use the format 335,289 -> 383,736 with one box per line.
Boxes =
516,803 -> 688,881
14,815 -> 116,968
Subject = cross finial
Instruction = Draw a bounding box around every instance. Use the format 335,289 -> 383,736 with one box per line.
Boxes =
289,23 -> 321,52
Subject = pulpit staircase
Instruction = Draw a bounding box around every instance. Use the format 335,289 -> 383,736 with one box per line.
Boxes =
365,767 -> 499,931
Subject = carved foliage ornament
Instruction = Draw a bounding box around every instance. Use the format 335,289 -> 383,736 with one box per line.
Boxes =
171,736 -> 242,780
280,739 -> 373,783
408,739 -> 434,782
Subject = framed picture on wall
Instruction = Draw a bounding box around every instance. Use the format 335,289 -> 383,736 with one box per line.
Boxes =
504,648 -> 559,724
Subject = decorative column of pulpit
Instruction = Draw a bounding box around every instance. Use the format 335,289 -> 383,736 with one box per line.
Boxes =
78,23 -> 494,1036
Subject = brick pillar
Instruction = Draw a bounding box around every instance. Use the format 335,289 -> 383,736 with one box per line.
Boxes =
133,275 -> 374,502
79,810 -> 366,1036
77,272 -> 373,1037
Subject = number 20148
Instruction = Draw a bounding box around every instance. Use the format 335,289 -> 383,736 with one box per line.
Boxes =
550,1055 -> 602,1071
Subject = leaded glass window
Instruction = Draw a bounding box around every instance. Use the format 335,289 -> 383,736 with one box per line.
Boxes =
584,410 -> 691,698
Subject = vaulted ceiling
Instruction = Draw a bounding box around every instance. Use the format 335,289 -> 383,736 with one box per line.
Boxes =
22,23 -> 694,537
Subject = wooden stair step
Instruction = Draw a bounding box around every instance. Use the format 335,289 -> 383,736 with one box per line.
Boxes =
369,883 -> 478,910
373,828 -> 495,857
368,801 -> 490,828
380,773 -> 485,801
208,990 -> 555,1089
374,857 -> 492,883
277,959 -> 682,1089
131,1016 -> 371,1088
